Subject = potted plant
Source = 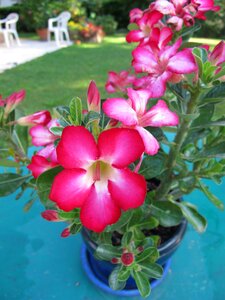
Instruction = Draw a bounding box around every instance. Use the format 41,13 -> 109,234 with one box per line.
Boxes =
0,0 -> 224,298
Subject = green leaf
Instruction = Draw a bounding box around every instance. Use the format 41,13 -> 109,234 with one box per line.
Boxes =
191,104 -> 214,128
37,166 -> 63,208
95,244 -> 121,261
195,142 -> 225,160
193,47 -> 208,77
139,261 -> 163,279
139,154 -> 166,179
136,247 -> 159,264
0,173 -> 30,197
118,267 -> 130,281
49,126 -> 64,136
181,23 -> 201,39
55,106 -> 70,125
70,223 -> 82,235
135,217 -> 159,230
0,159 -> 20,168
14,124 -> 28,155
197,180 -> 224,210
109,266 -> 126,290
121,231 -> 133,247
109,210 -> 133,231
151,201 -> 183,227
178,202 -> 207,233
132,271 -> 151,298
127,208 -> 142,228
83,111 -> 100,127
58,210 -> 79,220
203,83 -> 225,101
69,97 -> 82,125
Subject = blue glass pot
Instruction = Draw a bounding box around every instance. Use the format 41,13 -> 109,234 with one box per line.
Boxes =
81,218 -> 188,297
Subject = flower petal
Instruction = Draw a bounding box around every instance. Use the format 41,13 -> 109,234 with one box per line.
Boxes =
103,98 -> 138,126
98,128 -> 145,168
126,30 -> 145,43
167,49 -> 197,74
80,182 -> 121,232
108,168 -> 146,211
135,126 -> 160,155
49,169 -> 93,211
27,155 -> 58,178
29,125 -> 56,146
132,47 -> 158,74
57,126 -> 99,169
127,88 -> 149,116
140,100 -> 179,127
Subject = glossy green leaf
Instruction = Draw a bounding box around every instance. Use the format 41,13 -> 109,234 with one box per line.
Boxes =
139,154 -> 166,179
198,180 -> 224,210
118,267 -> 130,281
178,202 -> 207,233
151,201 -> 183,227
121,231 -> 133,247
69,97 -> 82,125
194,142 -> 225,160
49,126 -> 64,136
136,247 -> 159,264
0,173 -> 30,197
70,223 -> 82,235
95,244 -> 121,261
109,266 -> 126,290
139,261 -> 163,279
133,271 -> 151,298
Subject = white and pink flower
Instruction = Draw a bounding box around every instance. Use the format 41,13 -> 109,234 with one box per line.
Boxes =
49,126 -> 147,232
126,10 -> 163,45
132,36 -> 197,97
103,88 -> 179,155
105,70 -> 136,94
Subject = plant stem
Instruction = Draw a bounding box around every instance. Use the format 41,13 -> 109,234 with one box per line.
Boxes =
156,87 -> 201,201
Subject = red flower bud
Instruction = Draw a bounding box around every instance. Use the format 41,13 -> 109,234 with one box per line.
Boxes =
111,257 -> 119,264
41,210 -> 59,221
137,246 -> 144,253
121,252 -> 134,266
61,228 -> 70,238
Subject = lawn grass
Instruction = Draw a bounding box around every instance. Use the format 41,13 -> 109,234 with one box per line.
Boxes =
0,35 -> 133,114
0,35 -> 224,117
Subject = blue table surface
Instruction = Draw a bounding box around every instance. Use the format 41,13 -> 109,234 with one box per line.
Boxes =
0,179 -> 224,300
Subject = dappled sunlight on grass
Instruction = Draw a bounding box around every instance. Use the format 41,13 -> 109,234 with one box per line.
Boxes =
190,37 -> 221,46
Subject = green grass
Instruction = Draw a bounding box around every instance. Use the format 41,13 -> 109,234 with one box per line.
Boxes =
0,35 -> 223,116
0,35 -> 133,114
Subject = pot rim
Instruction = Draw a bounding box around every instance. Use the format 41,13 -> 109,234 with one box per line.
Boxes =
82,218 -> 188,255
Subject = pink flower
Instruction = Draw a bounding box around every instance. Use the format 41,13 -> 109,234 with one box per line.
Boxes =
16,110 -> 51,126
105,70 -> 136,94
49,126 -> 146,232
129,8 -> 144,23
209,41 -> 225,67
27,155 -> 58,178
193,0 -> 220,20
87,81 -> 100,113
0,95 -> 5,107
41,210 -> 60,221
37,144 -> 58,163
126,10 -> 163,45
29,119 -> 60,147
4,90 -> 26,115
103,88 -> 179,155
132,37 -> 197,97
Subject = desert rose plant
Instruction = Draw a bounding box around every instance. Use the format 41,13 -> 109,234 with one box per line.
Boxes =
1,0 -> 225,297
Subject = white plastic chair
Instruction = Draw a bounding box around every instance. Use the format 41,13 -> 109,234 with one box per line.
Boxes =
48,11 -> 71,46
0,13 -> 21,47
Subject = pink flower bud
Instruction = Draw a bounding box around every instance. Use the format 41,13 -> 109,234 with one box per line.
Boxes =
4,90 -> 26,115
61,228 -> 70,238
0,95 -> 5,107
87,81 -> 100,113
17,110 -> 51,126
209,41 -> 225,66
121,252 -> 134,266
41,210 -> 59,221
